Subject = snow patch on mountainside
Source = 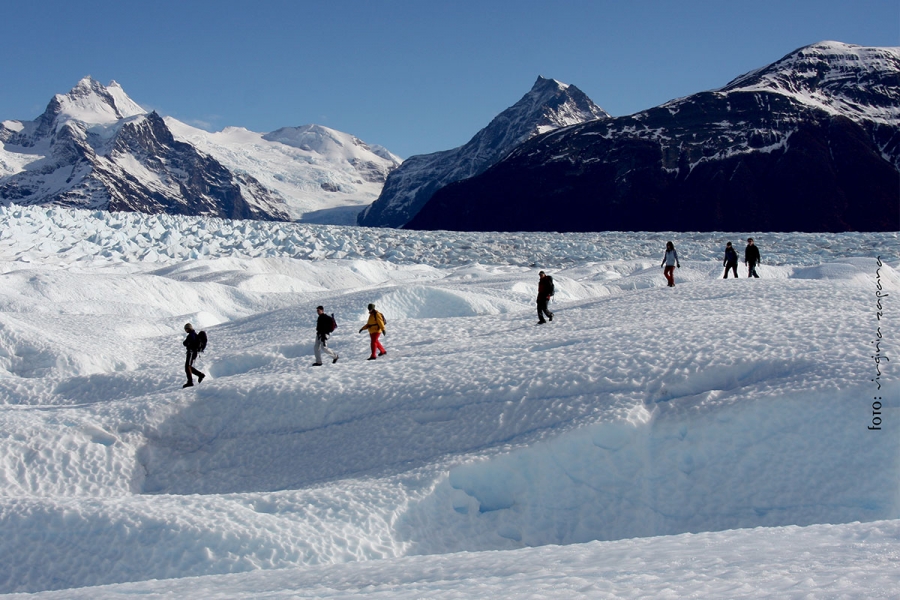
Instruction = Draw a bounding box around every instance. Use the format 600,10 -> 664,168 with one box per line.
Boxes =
167,120 -> 402,223
720,41 -> 900,124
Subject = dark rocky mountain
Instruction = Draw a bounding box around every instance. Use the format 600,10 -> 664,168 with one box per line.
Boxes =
358,76 -> 609,228
406,42 -> 900,233
0,77 -> 289,221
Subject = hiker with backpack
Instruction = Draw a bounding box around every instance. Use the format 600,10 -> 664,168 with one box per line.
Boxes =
313,305 -> 339,366
182,323 -> 206,388
723,242 -> 739,279
359,303 -> 387,360
536,270 -> 555,324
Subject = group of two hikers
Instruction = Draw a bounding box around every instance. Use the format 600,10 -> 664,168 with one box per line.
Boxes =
180,239 -> 763,386
310,302 -> 387,366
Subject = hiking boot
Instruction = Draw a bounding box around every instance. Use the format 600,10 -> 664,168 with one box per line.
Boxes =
537,321 -> 546,325
378,351 -> 386,356
548,313 -> 554,321
183,382 -> 194,388
311,362 -> 323,366
198,373 -> 205,383
367,356 -> 377,361
333,355 -> 339,364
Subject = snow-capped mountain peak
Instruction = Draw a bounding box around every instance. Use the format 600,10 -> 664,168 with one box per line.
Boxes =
263,124 -> 392,163
52,76 -> 147,126
2,78 -> 403,224
719,41 -> 900,124
0,78 -> 290,221
358,76 -> 608,228
405,42 -> 900,233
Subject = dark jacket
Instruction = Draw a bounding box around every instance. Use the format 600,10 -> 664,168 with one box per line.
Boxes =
316,313 -> 334,337
183,331 -> 200,352
724,247 -> 738,265
745,244 -> 761,265
537,276 -> 554,300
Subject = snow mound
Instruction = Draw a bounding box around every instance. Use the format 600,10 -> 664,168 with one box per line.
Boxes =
372,286 -> 526,319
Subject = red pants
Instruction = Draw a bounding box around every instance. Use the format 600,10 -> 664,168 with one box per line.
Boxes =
369,332 -> 386,358
664,265 -> 676,287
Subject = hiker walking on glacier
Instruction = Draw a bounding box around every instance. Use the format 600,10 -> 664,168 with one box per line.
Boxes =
723,242 -> 739,278
745,237 -> 761,278
359,303 -> 387,360
536,270 -> 555,324
182,323 -> 206,388
313,306 -> 339,366
661,241 -> 680,287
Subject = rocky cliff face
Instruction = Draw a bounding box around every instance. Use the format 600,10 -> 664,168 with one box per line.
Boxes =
406,42 -> 900,233
357,76 -> 609,228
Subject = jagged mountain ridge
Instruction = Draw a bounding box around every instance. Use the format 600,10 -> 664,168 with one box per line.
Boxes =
0,77 -> 402,223
407,42 -> 900,233
357,76 -> 609,228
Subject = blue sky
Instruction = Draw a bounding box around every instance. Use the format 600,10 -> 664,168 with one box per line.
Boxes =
2,0 -> 897,157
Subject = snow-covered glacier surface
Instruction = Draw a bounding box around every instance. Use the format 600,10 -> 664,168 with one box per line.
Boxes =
0,204 -> 897,598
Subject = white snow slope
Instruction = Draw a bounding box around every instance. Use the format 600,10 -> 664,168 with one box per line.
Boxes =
165,120 -> 402,224
0,204 -> 898,598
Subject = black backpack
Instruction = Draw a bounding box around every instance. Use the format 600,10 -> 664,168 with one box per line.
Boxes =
329,314 -> 338,333
197,331 -> 208,352
546,276 -> 555,296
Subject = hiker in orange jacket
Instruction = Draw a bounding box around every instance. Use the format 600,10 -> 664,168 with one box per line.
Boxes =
359,303 -> 387,361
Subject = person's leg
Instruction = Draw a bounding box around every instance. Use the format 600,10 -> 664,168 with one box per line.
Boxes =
314,336 -> 324,364
537,298 -> 548,323
188,351 -> 204,380
374,333 -> 386,355
321,337 -> 337,361
664,266 -> 675,286
184,351 -> 203,386
369,333 -> 380,358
